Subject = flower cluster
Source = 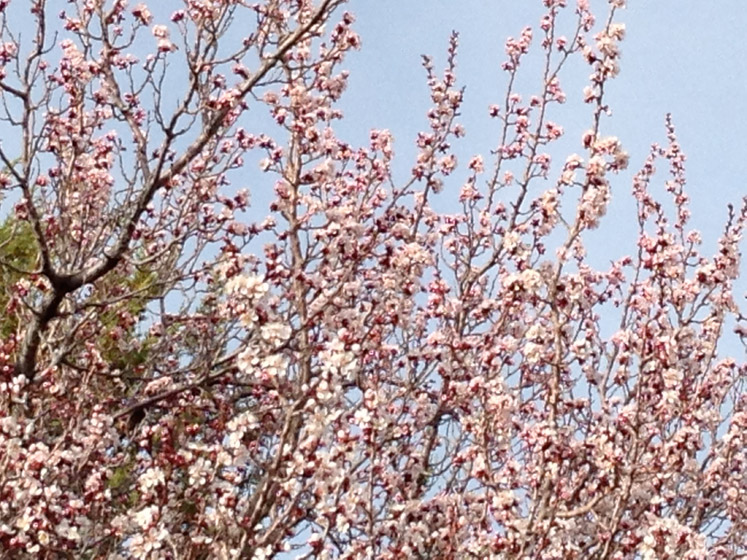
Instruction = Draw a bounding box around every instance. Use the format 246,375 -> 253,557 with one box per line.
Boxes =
0,1 -> 744,558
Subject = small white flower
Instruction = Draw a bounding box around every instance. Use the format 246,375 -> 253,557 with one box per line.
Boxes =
138,467 -> 165,492
134,505 -> 159,529
260,322 -> 292,345
152,25 -> 169,39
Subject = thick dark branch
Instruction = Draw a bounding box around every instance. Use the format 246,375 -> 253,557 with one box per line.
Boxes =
15,289 -> 66,378
13,1 -> 338,380
81,0 -> 337,288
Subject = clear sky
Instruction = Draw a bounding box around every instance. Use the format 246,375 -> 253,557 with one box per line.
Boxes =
340,1 -> 747,261
5,1 -> 743,268
2,1 -> 744,328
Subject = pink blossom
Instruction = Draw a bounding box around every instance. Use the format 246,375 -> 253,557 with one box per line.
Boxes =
0,2 -> 742,558
132,3 -> 153,25
152,24 -> 169,39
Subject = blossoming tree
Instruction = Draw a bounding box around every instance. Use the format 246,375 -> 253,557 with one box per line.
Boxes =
0,0 -> 745,558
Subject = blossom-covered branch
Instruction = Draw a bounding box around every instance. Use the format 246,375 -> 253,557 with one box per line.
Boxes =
0,0 -> 745,559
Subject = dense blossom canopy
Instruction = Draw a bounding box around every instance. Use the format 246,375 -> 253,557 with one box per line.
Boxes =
0,0 -> 745,558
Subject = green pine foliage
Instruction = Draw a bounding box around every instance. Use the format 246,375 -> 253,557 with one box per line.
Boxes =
0,218 -> 38,339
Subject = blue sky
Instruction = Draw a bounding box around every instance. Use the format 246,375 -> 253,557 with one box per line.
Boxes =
340,1 -> 747,258
5,1 -> 743,263
2,1 -> 744,333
